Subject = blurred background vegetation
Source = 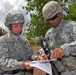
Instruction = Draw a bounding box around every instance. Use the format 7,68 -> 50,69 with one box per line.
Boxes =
0,28 -> 6,36
23,0 -> 76,45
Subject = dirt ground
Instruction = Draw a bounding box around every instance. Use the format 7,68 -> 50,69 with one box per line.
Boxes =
32,45 -> 46,75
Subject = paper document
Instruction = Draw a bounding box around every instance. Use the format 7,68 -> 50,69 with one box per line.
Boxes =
30,60 -> 52,75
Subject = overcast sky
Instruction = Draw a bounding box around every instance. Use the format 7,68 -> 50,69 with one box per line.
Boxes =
0,0 -> 30,32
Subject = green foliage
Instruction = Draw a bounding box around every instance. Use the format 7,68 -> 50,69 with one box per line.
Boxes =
0,28 -> 5,36
27,38 -> 36,45
35,39 -> 41,46
64,0 -> 76,22
24,0 -> 51,38
27,37 -> 40,45
24,0 -> 76,41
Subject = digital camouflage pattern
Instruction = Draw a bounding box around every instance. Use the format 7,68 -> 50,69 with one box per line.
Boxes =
4,10 -> 25,27
42,1 -> 63,20
0,32 -> 38,75
44,20 -> 76,75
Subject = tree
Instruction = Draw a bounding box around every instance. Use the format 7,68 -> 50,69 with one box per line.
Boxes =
24,0 -> 51,38
63,0 -> 76,21
23,0 -> 76,39
0,28 -> 6,36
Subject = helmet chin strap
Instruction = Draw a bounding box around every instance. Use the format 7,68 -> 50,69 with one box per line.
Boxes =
8,25 -> 12,30
58,13 -> 62,24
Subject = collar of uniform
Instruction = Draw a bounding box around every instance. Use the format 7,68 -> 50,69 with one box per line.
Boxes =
53,19 -> 64,31
8,32 -> 19,41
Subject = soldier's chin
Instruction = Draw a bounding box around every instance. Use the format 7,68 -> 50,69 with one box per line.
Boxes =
17,32 -> 22,36
13,32 -> 22,36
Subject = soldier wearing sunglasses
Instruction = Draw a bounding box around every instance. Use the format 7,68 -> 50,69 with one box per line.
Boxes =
40,1 -> 76,75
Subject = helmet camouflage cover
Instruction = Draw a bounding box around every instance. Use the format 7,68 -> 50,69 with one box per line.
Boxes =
4,10 -> 25,27
42,1 -> 63,20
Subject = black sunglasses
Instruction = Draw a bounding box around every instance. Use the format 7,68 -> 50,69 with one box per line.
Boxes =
48,14 -> 58,21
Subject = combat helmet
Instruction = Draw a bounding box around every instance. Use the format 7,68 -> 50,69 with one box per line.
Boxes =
4,10 -> 25,27
42,1 -> 63,20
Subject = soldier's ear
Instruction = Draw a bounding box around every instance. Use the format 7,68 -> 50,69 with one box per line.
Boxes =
58,13 -> 62,18
58,13 -> 62,21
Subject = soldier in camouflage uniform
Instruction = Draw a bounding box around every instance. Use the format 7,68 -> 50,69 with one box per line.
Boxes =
0,10 -> 41,75
41,1 -> 76,75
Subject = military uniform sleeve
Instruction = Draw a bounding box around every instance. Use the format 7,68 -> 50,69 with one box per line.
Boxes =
39,48 -> 45,56
61,25 -> 76,56
0,39 -> 24,71
24,39 -> 38,60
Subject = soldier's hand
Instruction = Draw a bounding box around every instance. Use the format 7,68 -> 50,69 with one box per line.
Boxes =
43,54 -> 50,60
35,55 -> 44,60
36,55 -> 49,60
22,61 -> 34,70
51,48 -> 64,59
